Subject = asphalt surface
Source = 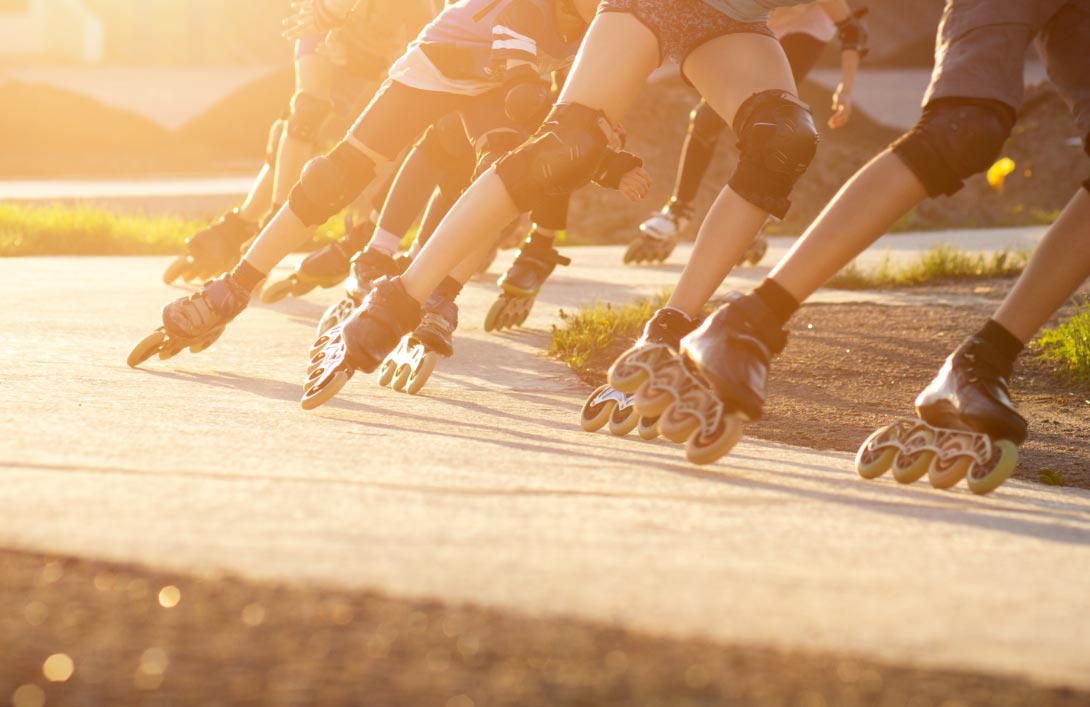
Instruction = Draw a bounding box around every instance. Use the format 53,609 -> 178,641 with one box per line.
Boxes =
1,244 -> 1088,692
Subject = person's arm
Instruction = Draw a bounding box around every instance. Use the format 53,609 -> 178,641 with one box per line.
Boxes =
819,0 -> 867,129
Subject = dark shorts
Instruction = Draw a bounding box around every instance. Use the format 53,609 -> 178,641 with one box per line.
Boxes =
598,0 -> 774,68
926,0 -> 1090,136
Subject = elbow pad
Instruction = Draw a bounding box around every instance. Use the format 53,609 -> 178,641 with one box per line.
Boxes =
836,8 -> 869,58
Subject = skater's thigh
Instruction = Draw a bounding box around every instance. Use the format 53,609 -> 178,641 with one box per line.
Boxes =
555,11 -> 659,124
779,33 -> 826,85
294,38 -> 335,98
346,80 -> 470,162
684,32 -> 795,129
1037,2 -> 1090,138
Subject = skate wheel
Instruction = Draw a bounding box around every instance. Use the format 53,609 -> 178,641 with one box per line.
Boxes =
300,369 -> 350,411
607,403 -> 639,436
657,402 -> 701,444
260,278 -> 295,304
579,385 -> 617,432
854,425 -> 900,479
514,302 -> 533,328
157,335 -> 188,361
290,278 -> 318,297
406,352 -> 438,395
127,329 -> 168,368
928,453 -> 972,490
392,364 -> 412,392
189,327 -> 224,355
637,416 -> 660,441
633,381 -> 675,418
966,440 -> 1018,495
891,449 -> 934,485
484,297 -> 506,333
162,256 -> 191,285
686,415 -> 744,466
377,357 -> 397,387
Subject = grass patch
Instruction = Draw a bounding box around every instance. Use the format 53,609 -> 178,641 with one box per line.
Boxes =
826,245 -> 1029,290
550,293 -> 668,373
0,203 -> 206,256
1037,299 -> 1090,384
1039,469 -> 1068,487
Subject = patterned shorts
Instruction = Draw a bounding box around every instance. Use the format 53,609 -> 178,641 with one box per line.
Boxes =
598,0 -> 773,68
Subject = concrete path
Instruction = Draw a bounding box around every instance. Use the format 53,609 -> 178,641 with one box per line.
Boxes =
1,249 -> 1087,691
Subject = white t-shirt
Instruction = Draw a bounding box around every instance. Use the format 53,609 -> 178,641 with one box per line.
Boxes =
767,4 -> 837,42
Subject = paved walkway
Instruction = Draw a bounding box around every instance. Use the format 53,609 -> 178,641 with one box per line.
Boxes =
1,245 -> 1087,690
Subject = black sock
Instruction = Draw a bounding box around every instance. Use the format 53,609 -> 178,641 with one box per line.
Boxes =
974,319 -> 1024,364
230,260 -> 267,293
753,278 -> 800,325
435,276 -> 463,302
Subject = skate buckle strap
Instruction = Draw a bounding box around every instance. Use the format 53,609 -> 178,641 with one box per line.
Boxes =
361,278 -> 422,333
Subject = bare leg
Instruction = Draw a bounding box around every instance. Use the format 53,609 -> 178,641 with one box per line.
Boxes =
665,33 -> 796,317
237,164 -> 275,224
993,188 -> 1090,342
767,149 -> 928,302
400,12 -> 661,303
274,52 -> 334,205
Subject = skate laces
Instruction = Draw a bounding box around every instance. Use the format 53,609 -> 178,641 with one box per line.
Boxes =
722,294 -> 788,358
958,339 -> 1013,390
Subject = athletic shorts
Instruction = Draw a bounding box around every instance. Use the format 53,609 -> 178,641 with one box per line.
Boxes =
597,0 -> 773,68
926,0 -> 1090,137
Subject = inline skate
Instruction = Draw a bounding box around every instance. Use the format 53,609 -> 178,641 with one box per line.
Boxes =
128,274 -> 251,367
376,295 -> 457,395
302,277 -> 422,409
162,209 -> 256,285
262,221 -> 375,304
623,202 -> 691,265
855,336 -> 1025,494
485,231 -> 570,332
739,233 -> 769,267
315,246 -> 405,336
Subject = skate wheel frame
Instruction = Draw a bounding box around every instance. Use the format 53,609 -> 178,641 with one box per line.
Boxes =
580,384 -> 622,432
623,235 -> 675,266
301,325 -> 354,410
317,297 -> 359,337
378,336 -> 440,396
484,294 -> 533,333
127,329 -> 169,368
854,419 -> 1016,494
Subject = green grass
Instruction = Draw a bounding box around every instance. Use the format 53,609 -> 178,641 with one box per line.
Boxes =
1037,299 -> 1090,384
1038,469 -> 1068,487
0,203 -> 207,256
826,245 -> 1029,290
550,293 -> 667,371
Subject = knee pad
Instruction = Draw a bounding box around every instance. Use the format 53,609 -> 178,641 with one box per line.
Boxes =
265,116 -> 287,166
495,103 -> 613,213
891,99 -> 1013,197
289,141 -> 376,226
287,92 -> 332,144
473,127 -> 526,179
689,101 -> 727,151
728,90 -> 819,219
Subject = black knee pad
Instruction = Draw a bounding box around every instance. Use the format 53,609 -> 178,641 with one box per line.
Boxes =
287,92 -> 332,144
495,103 -> 613,212
265,116 -> 287,166
473,127 -> 526,179
288,141 -> 376,226
689,101 -> 727,151
728,90 -> 819,219
891,98 -> 1014,197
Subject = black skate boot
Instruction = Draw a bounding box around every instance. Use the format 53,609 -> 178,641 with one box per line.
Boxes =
262,221 -> 376,303
681,292 -> 788,423
590,308 -> 699,442
485,231 -> 571,332
623,200 -> 691,265
163,209 -> 256,285
855,336 -> 1025,494
302,277 -> 422,409
128,274 -> 251,368
315,246 -> 404,337
377,294 -> 457,395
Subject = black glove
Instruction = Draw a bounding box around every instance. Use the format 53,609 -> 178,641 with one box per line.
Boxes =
593,150 -> 643,190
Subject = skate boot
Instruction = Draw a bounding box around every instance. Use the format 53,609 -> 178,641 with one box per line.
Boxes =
623,201 -> 691,265
377,294 -> 457,396
302,277 -> 422,409
738,232 -> 769,267
162,209 -> 257,285
485,232 -> 571,332
262,222 -> 376,304
586,307 -> 698,444
856,336 -> 1026,494
315,246 -> 404,336
628,293 -> 786,465
128,274 -> 251,367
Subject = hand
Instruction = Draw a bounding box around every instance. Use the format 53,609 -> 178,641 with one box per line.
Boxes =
283,1 -> 318,40
829,84 -> 853,129
618,167 -> 651,202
